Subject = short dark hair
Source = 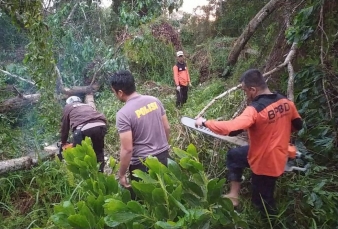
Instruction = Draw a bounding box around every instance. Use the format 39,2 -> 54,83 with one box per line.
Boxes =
239,69 -> 267,89
109,70 -> 136,95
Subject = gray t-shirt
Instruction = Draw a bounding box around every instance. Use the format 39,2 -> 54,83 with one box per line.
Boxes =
116,95 -> 169,165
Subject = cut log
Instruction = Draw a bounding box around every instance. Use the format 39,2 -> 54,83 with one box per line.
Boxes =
0,94 -> 40,113
0,157 -> 33,174
0,143 -> 60,174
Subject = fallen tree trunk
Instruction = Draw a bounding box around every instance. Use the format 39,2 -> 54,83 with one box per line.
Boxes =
0,149 -> 57,175
55,65 -> 101,96
0,94 -> 40,113
227,0 -> 282,67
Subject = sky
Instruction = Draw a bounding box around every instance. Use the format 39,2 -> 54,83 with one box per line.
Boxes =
100,0 -> 209,13
181,0 -> 209,13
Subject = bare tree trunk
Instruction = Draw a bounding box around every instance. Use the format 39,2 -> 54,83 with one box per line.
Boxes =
85,94 -> 97,110
227,0 -> 283,66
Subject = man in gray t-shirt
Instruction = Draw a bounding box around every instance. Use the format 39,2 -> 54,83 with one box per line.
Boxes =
110,70 -> 170,188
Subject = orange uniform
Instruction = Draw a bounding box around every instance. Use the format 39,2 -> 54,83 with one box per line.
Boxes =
173,63 -> 190,86
205,94 -> 302,177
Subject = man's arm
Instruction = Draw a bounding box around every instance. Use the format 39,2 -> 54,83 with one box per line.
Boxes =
291,102 -> 303,131
60,109 -> 70,144
204,106 -> 257,135
186,66 -> 191,84
173,66 -> 179,86
161,114 -> 170,141
118,130 -> 133,180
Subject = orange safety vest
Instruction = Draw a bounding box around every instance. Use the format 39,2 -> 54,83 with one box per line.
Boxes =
205,94 -> 302,177
173,62 -> 190,86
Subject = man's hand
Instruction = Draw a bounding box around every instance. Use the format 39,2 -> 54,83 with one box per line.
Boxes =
119,175 -> 131,188
189,82 -> 192,87
176,86 -> 180,91
195,117 -> 206,127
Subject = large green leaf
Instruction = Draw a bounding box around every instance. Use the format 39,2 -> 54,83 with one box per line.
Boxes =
77,201 -> 96,228
106,174 -> 119,194
207,179 -> 225,204
144,156 -> 169,174
172,147 -> 190,158
84,154 -> 96,169
127,201 -> 146,214
182,193 -> 202,207
171,184 -> 183,201
104,199 -> 128,215
132,181 -> 157,193
121,187 -> 132,203
192,173 -> 205,186
186,181 -> 204,197
68,214 -> 91,229
155,221 -> 182,229
152,188 -> 167,204
54,201 -> 75,215
186,144 -> 198,158
167,159 -> 183,180
154,205 -> 169,220
105,209 -> 142,226
168,194 -> 188,215
179,158 -> 203,173
132,169 -> 158,183
50,212 -> 71,228
87,195 -> 104,216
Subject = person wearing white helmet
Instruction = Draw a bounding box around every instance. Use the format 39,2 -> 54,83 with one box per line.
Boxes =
61,95 -> 107,172
173,50 -> 192,108
66,96 -> 82,104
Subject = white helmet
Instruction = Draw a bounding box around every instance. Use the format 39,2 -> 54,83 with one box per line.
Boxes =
66,96 -> 82,104
176,51 -> 184,57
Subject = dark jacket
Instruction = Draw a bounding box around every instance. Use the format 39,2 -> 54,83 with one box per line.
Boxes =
60,102 -> 107,143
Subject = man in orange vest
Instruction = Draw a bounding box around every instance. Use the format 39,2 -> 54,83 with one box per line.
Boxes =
195,69 -> 303,216
173,51 -> 192,108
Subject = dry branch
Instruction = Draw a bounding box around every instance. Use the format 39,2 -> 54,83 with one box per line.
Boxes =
63,2 -> 79,25
0,69 -> 36,85
196,43 -> 298,118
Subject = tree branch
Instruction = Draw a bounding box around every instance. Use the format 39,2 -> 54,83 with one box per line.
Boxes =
227,0 -> 282,67
63,2 -> 79,25
196,42 -> 298,118
0,69 -> 36,85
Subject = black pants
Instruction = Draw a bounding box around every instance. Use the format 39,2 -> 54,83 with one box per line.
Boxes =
128,150 -> 169,199
226,146 -> 278,216
176,85 -> 188,107
73,125 -> 107,172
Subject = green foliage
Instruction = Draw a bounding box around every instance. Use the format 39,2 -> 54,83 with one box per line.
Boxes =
50,139 -> 247,228
124,29 -> 175,84
47,3 -> 126,87
119,0 -> 183,26
285,6 -> 316,45
0,12 -> 28,52
213,0 -> 269,37
294,65 -> 337,160
0,160 -> 80,228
